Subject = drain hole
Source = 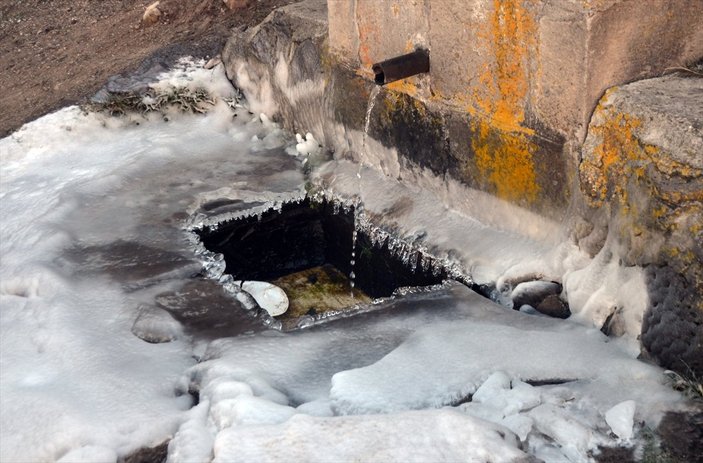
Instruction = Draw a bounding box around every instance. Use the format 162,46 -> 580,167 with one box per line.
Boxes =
196,197 -> 448,319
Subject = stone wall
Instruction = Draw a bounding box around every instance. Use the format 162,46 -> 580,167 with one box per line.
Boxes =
328,0 -> 703,216
221,0 -> 703,376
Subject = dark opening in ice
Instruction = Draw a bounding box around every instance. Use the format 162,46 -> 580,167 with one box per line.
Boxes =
196,198 -> 447,316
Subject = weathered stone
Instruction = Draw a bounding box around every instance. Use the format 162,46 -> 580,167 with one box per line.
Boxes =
221,0 -> 702,374
641,265 -> 703,377
119,441 -> 168,463
142,1 -> 161,26
511,280 -> 570,319
222,0 -> 329,136
657,411 -> 703,463
580,74 -> 703,376
223,0 -> 251,11
535,294 -> 571,320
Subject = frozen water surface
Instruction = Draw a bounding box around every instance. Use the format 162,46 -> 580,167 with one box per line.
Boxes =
0,58 -> 688,462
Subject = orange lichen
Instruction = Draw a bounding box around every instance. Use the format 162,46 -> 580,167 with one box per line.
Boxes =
473,119 -> 539,202
583,109 -> 657,206
469,0 -> 540,204
386,79 -> 418,96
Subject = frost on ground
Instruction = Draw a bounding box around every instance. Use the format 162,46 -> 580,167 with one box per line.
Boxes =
0,58 -> 688,463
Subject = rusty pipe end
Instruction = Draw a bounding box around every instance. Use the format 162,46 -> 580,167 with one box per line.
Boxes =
372,48 -> 430,86
372,63 -> 385,85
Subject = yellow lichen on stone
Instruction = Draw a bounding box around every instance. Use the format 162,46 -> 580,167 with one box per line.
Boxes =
468,0 -> 541,204
472,119 -> 539,203
386,79 -> 419,97
582,109 -> 652,205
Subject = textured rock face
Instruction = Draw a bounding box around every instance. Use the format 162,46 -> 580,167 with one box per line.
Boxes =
580,75 -> 703,375
222,0 -> 329,137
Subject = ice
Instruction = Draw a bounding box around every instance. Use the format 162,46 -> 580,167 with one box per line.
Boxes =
57,445 -> 118,463
131,304 -> 184,343
500,414 -> 534,442
168,401 -> 214,463
240,281 -> 289,316
295,132 -> 321,157
0,55 -> 690,463
212,410 -> 527,463
605,400 -> 636,440
328,286 -> 674,417
0,59 -> 304,461
529,403 -> 601,462
210,395 -> 297,428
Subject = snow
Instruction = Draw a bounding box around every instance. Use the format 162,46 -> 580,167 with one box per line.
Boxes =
0,56 -> 690,463
0,59 -> 303,461
212,410 -> 527,463
57,445 -> 118,463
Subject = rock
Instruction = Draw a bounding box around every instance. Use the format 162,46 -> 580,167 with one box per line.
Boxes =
204,56 -> 222,70
240,281 -> 289,316
120,441 -> 168,463
604,400 -> 636,440
57,445 -> 117,463
581,74 -> 703,377
223,0 -> 251,11
131,304 -> 182,343
657,410 -> 703,463
511,280 -> 570,318
535,294 -> 571,319
142,1 -> 161,26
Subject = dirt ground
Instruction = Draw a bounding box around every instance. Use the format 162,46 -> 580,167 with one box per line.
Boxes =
0,0 -> 295,137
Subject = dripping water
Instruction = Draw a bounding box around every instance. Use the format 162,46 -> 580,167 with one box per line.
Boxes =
350,87 -> 381,297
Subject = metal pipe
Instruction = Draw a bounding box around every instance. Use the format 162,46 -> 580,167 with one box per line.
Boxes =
372,48 -> 430,85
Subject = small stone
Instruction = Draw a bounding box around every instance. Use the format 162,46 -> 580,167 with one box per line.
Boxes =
241,281 -> 289,316
512,280 -> 570,318
204,56 -> 222,70
223,0 -> 251,11
142,1 -> 161,25
535,294 -> 571,319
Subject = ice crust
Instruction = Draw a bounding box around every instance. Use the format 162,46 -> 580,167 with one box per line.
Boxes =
213,410 -> 526,463
0,57 -> 688,463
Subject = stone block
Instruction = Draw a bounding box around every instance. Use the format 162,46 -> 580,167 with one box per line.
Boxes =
327,0 -> 359,67
580,74 -> 703,375
353,0 -> 429,70
222,0 -> 329,134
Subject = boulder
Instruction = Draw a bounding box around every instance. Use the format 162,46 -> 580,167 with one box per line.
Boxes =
580,73 -> 703,376
512,281 -> 570,319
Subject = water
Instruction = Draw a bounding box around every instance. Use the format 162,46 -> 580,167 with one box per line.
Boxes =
364,86 -> 381,135
350,86 -> 382,297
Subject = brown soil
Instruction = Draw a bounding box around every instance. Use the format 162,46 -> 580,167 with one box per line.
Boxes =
0,0 -> 295,137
